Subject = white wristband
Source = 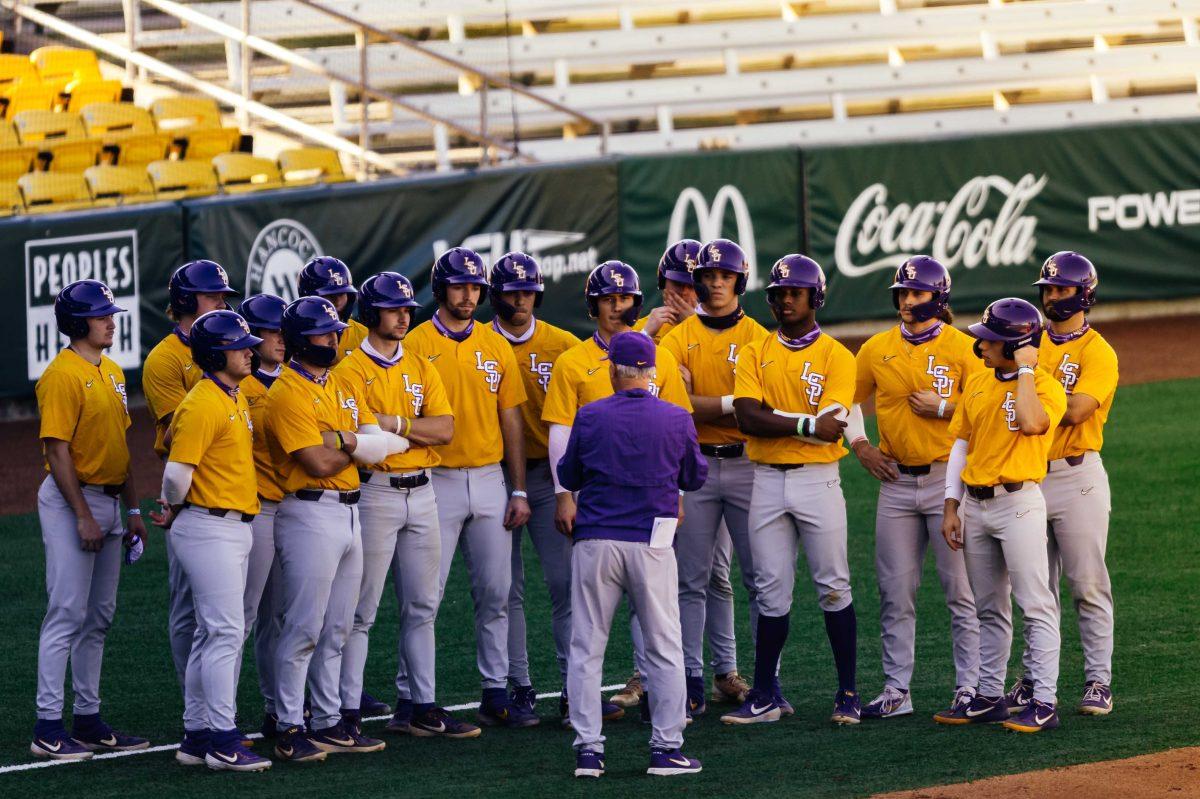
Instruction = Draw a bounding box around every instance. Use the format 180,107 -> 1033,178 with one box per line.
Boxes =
511,490 -> 528,499
1017,366 -> 1036,377
720,395 -> 735,415
937,399 -> 948,419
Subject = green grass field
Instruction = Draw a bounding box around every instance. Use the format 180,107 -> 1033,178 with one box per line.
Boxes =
2,379 -> 1197,798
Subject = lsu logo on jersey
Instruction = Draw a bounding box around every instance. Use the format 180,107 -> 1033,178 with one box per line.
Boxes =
925,355 -> 954,399
108,373 -> 128,411
726,343 -> 739,366
474,351 -> 502,393
402,373 -> 425,416
798,361 -> 825,406
337,389 -> 361,427
240,409 -> 253,432
528,353 -> 553,392
1002,391 -> 1018,432
1056,353 -> 1079,394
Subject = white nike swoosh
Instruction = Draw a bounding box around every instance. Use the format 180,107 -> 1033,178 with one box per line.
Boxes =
883,355 -> 897,362
1016,510 -> 1031,518
669,757 -> 692,766
1033,712 -> 1054,725
427,354 -> 440,362
749,703 -> 773,714
212,750 -> 239,763
423,721 -> 446,733
98,735 -> 117,747
965,706 -> 995,717
366,378 -> 376,385
587,368 -> 601,376
38,739 -> 62,752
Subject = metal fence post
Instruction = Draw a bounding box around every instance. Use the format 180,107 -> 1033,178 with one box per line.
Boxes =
356,25 -> 369,180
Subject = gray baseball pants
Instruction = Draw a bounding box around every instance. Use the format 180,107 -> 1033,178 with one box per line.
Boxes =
232,499 -> 277,713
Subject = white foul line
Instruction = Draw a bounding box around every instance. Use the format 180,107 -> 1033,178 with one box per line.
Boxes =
0,683 -> 627,775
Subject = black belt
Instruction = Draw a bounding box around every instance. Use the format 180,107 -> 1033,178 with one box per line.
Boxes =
81,481 -> 125,497
700,443 -> 744,459
294,489 -> 361,505
358,469 -> 429,490
183,503 -> 255,523
965,482 -> 1024,501
897,464 -> 931,476
767,463 -> 806,471
1049,454 -> 1087,469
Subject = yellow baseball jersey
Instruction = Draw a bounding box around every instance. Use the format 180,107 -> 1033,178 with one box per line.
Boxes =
1039,328 -> 1119,460
36,349 -> 130,486
499,320 -> 581,459
542,334 -> 693,427
661,313 -> 769,445
169,378 -> 259,516
240,371 -> 283,503
143,330 -> 202,456
949,369 -> 1067,487
337,319 -> 368,363
266,365 -> 377,493
854,325 -> 985,466
633,314 -> 675,344
404,320 -> 527,469
333,345 -> 454,471
734,332 -> 855,465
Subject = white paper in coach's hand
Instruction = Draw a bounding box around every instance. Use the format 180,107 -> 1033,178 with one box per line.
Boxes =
650,517 -> 679,549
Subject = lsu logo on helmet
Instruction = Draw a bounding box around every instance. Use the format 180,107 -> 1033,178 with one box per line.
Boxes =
905,263 -> 917,280
778,262 -> 791,278
611,269 -> 624,288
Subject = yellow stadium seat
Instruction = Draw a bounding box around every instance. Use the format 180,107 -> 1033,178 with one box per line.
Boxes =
13,110 -> 100,172
0,120 -> 18,148
2,82 -> 56,119
151,96 -> 241,159
0,54 -> 37,88
80,103 -> 171,166
0,145 -> 37,180
61,79 -> 124,113
278,147 -> 352,185
18,171 -> 92,211
0,180 -> 22,215
147,159 -> 217,199
84,164 -> 155,204
31,47 -> 102,90
213,153 -> 283,193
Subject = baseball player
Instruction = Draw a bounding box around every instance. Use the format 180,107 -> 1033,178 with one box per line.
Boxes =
721,254 -> 861,727
31,280 -> 149,761
298,256 -> 369,366
403,247 -> 535,728
635,239 -> 698,342
266,296 -> 406,761
151,310 -> 268,772
543,261 -> 693,716
940,297 -> 1067,733
560,332 -> 707,779
334,273 -> 479,739
1004,253 -> 1117,717
234,293 -> 288,738
660,239 -> 767,716
845,256 -> 982,720
142,260 -> 237,697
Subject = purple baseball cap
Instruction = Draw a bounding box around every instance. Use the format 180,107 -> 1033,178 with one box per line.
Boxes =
603,332 -> 657,368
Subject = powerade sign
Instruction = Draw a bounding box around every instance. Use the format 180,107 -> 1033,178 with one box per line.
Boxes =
25,230 -> 141,380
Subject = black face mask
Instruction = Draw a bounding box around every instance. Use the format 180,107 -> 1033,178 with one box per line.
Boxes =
698,305 -> 744,330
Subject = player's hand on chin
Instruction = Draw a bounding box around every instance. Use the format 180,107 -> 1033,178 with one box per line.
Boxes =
907,389 -> 943,418
1013,344 -> 1039,368
851,441 -> 899,481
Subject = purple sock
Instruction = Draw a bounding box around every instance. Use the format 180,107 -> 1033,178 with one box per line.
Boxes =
752,613 -> 790,693
824,604 -> 857,692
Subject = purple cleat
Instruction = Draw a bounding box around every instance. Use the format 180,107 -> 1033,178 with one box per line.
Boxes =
1003,699 -> 1060,733
647,748 -> 702,776
831,689 -> 861,725
1078,682 -> 1113,716
720,689 -> 781,725
575,749 -> 605,778
1005,677 -> 1034,716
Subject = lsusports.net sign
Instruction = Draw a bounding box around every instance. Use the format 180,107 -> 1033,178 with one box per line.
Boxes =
25,230 -> 141,381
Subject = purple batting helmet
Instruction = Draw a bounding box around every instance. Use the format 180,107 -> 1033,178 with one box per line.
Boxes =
1034,251 -> 1098,321
586,260 -> 643,327
767,254 -> 826,310
169,259 -> 237,316
890,255 -> 951,322
431,247 -> 489,304
968,297 -> 1043,359
489,252 -> 544,321
658,239 -> 701,289
281,296 -> 348,368
358,272 -> 419,328
190,310 -> 263,373
55,279 -> 126,339
298,256 -> 357,320
695,238 -> 749,303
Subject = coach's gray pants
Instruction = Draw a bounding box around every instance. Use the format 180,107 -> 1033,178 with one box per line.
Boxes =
962,484 -> 1060,705
274,493 -> 363,731
677,454 -> 756,678
35,477 -> 123,719
172,507 -> 252,732
343,474 -> 441,708
507,460 -> 572,685
749,463 -> 853,617
875,462 -> 980,692
432,464 -> 512,691
1023,452 -> 1114,685
567,539 -> 686,754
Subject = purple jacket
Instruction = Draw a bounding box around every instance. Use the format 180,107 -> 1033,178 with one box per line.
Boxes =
557,388 -> 707,544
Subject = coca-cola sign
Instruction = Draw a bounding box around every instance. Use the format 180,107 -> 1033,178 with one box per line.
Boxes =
833,174 -> 1047,277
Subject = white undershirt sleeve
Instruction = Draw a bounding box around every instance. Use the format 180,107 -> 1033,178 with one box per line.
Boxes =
548,423 -> 572,494
843,403 -> 867,447
161,461 -> 195,507
945,438 -> 968,502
